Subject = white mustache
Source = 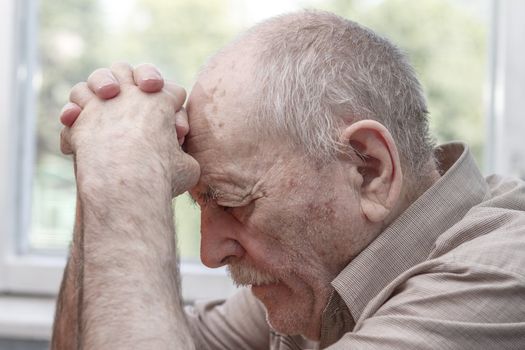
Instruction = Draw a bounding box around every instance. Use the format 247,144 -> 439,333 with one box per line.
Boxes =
227,262 -> 280,287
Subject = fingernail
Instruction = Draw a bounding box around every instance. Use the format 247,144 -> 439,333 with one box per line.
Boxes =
178,136 -> 185,145
97,81 -> 120,98
150,70 -> 162,80
61,102 -> 77,114
97,77 -> 117,91
143,70 -> 163,82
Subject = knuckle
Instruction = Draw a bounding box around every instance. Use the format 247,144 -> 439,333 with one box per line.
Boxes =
110,62 -> 135,84
69,82 -> 89,101
71,81 -> 87,91
157,90 -> 174,104
175,114 -> 189,133
110,61 -> 133,72
183,157 -> 201,187
136,62 -> 157,72
172,156 -> 200,195
60,127 -> 71,140
172,83 -> 186,96
164,85 -> 187,107
87,67 -> 111,82
175,87 -> 187,103
60,128 -> 73,154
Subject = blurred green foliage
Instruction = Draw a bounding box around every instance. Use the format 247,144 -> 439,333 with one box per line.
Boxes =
325,0 -> 487,162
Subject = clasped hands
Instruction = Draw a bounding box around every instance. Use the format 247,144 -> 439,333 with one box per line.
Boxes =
59,62 -> 199,196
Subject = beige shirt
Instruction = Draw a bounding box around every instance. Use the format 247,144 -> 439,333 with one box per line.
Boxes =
185,143 -> 525,349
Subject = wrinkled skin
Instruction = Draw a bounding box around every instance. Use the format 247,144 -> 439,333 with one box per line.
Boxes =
60,63 -> 199,194
59,57 -> 400,340
182,56 -> 370,338
54,63 -> 199,349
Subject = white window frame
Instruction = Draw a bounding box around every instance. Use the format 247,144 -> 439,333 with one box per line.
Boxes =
0,0 -> 235,341
484,0 -> 525,178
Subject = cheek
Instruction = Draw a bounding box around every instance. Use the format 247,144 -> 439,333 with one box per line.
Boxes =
244,201 -> 315,259
201,204 -> 242,234
305,200 -> 336,223
255,198 -> 355,286
241,196 -> 343,281
248,200 -> 304,239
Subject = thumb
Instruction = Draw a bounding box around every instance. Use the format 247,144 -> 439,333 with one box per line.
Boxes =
172,152 -> 200,197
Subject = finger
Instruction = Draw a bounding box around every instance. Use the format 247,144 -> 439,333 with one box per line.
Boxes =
110,62 -> 134,85
60,102 -> 82,127
164,80 -> 187,110
175,108 -> 189,145
69,82 -> 96,108
172,152 -> 201,197
133,63 -> 164,93
87,68 -> 120,99
60,127 -> 73,155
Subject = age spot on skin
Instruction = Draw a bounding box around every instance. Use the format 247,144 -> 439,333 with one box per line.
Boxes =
190,82 -> 215,110
306,201 -> 336,221
210,86 -> 218,101
287,178 -> 298,190
323,201 -> 335,219
313,159 -> 325,172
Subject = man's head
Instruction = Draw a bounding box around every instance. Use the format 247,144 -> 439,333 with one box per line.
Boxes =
186,10 -> 436,340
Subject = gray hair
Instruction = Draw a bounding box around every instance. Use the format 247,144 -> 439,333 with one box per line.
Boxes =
243,10 -> 435,178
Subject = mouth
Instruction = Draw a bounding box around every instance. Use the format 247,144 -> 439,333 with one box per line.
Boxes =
234,276 -> 281,288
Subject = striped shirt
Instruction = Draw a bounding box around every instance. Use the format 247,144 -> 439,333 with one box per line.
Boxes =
186,142 -> 525,349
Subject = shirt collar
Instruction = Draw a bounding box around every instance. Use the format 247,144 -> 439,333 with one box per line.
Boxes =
320,142 -> 489,347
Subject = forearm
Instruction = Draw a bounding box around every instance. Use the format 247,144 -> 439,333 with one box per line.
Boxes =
50,195 -> 84,349
78,177 -> 193,349
54,64 -> 199,349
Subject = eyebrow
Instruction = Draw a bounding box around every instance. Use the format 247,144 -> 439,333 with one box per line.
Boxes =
190,185 -> 221,205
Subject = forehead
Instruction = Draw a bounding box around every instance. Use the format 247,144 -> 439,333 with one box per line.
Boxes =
186,78 -> 255,164
185,60 -> 262,199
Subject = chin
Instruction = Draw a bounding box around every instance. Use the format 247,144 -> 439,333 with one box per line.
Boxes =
251,282 -> 320,340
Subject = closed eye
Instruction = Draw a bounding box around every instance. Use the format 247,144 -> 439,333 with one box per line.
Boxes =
219,205 -> 234,213
218,200 -> 256,224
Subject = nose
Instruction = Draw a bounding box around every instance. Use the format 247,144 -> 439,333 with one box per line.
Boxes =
200,205 -> 245,268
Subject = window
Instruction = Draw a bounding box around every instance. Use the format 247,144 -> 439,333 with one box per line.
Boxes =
1,0 -> 241,299
27,0 -> 493,258
5,0 -> 525,340
29,0 -> 238,257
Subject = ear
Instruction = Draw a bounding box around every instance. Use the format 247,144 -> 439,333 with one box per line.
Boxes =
341,120 -> 403,223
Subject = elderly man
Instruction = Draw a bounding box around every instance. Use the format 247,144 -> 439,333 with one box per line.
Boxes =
51,10 -> 525,350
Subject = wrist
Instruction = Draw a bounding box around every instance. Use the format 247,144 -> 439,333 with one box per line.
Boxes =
75,158 -> 172,200
77,171 -> 175,246
74,144 -> 174,192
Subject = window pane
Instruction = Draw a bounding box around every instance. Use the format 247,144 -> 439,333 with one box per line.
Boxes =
325,0 -> 490,164
28,0 -> 489,257
29,0 -> 237,258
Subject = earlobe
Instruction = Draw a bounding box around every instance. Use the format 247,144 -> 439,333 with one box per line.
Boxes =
341,120 -> 403,223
